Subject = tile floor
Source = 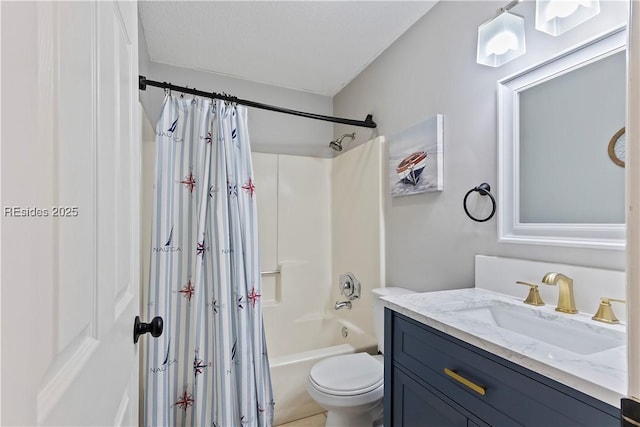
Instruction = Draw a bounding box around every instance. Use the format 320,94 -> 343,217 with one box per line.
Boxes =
276,412 -> 327,427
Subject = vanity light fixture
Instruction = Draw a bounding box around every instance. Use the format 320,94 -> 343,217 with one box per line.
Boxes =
477,1 -> 526,67
535,0 -> 600,36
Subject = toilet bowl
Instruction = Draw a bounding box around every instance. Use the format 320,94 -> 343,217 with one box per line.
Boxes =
307,287 -> 415,426
307,353 -> 383,426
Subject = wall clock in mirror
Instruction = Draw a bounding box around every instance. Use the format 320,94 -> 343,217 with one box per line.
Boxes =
608,127 -> 626,168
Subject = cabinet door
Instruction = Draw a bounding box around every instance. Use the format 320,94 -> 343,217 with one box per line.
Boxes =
391,311 -> 619,427
393,367 -> 477,427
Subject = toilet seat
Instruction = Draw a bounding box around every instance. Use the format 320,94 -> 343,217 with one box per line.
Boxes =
309,353 -> 383,396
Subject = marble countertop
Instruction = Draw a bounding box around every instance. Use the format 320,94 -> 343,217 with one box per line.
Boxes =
382,288 -> 627,407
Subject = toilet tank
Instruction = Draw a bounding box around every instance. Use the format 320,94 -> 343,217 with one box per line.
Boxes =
371,287 -> 415,353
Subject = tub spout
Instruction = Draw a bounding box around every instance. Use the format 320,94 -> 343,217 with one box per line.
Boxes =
334,300 -> 352,310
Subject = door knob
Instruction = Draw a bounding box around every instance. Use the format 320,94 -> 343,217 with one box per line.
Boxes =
133,315 -> 163,343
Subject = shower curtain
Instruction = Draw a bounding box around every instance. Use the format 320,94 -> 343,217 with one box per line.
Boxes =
143,95 -> 273,427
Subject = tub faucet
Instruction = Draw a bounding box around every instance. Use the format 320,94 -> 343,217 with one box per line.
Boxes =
334,300 -> 352,310
541,272 -> 578,314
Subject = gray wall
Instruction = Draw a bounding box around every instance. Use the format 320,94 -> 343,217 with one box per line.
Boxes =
138,17 -> 334,158
333,1 -> 628,291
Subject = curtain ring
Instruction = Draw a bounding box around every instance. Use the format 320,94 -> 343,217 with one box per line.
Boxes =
463,183 -> 496,222
210,92 -> 216,113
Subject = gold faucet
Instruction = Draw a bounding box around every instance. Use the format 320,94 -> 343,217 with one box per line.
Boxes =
541,272 -> 578,314
592,297 -> 626,324
515,281 -> 545,306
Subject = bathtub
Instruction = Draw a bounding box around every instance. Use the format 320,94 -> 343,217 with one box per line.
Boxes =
267,315 -> 377,426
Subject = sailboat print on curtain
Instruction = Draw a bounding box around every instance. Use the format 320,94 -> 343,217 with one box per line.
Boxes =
144,96 -> 274,427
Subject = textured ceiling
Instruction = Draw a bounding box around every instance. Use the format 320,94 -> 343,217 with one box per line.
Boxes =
138,1 -> 437,96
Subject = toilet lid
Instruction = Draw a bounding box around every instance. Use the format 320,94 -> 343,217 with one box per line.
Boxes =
309,353 -> 383,396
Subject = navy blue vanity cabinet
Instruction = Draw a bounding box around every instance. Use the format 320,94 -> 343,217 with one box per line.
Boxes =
383,309 -> 620,427
391,364 -> 492,427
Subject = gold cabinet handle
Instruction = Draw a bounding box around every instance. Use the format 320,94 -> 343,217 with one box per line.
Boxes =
444,368 -> 486,396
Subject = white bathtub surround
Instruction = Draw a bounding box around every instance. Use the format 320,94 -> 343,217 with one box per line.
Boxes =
253,153 -> 341,425
253,153 -> 333,314
475,255 -> 627,321
382,288 -> 627,407
331,137 -> 386,338
252,137 -> 385,425
268,315 -> 375,360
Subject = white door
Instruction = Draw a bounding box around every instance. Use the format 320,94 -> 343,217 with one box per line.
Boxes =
1,1 -> 142,425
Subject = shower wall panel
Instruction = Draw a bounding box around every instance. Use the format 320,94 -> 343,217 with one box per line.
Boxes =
252,153 -> 333,349
331,137 -> 385,338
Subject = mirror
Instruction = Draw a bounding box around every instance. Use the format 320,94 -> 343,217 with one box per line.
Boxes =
498,28 -> 626,249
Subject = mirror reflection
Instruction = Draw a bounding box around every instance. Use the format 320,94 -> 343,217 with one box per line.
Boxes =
518,50 -> 626,224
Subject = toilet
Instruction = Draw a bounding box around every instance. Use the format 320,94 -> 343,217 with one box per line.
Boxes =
307,287 -> 415,426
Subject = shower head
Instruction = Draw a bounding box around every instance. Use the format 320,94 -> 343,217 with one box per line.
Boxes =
329,132 -> 356,152
329,140 -> 343,151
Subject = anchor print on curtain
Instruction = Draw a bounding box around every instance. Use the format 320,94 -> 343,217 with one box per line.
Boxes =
143,95 -> 274,427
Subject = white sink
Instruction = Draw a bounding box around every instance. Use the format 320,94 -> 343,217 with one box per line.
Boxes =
381,288 -> 628,405
454,301 -> 625,355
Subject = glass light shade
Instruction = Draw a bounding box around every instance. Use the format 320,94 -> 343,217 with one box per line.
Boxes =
477,12 -> 526,67
535,0 -> 600,36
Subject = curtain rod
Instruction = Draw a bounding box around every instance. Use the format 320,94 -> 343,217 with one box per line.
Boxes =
138,76 -> 377,129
